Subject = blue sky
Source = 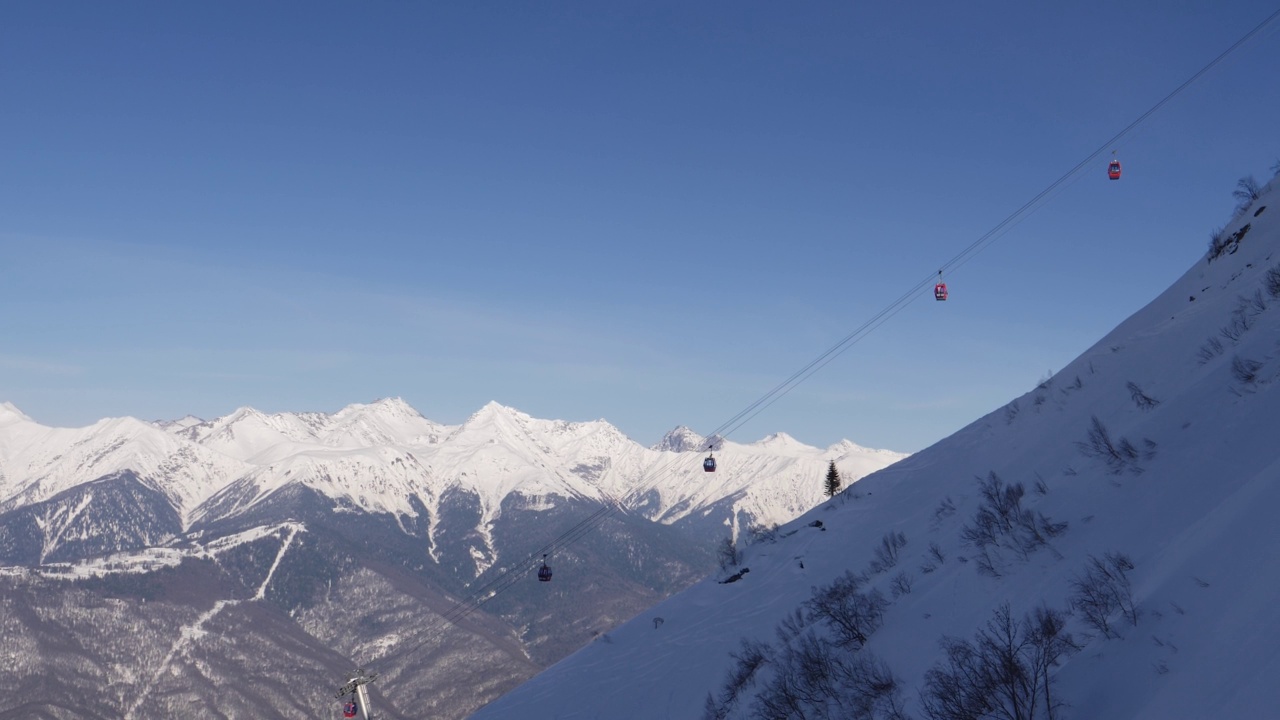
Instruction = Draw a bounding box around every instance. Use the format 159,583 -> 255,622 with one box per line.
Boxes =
2,1 -> 1278,452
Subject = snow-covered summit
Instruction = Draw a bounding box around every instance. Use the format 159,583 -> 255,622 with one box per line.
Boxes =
751,431 -> 816,451
153,414 -> 203,431
653,425 -> 707,452
321,396 -> 449,448
0,401 -> 35,426
449,400 -> 534,442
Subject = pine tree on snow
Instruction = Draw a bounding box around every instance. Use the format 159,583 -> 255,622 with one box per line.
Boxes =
825,460 -> 841,498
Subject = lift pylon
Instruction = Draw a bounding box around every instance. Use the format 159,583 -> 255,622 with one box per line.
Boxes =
335,668 -> 378,719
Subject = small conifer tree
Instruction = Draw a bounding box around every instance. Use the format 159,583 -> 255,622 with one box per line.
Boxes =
824,460 -> 842,498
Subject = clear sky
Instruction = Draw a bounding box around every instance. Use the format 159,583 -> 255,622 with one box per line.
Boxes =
2,1 -> 1278,453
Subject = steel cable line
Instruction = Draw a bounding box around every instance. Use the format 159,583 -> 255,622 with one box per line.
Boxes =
715,157 -> 1100,442
695,4 -> 1280,446
401,4 -> 1280,645
426,3 -> 1280,636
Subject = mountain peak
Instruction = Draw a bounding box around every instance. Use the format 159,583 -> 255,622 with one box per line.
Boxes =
224,406 -> 267,423
374,396 -> 416,411
337,397 -> 422,420
825,438 -> 864,454
464,401 -> 531,424
0,401 -> 35,426
653,426 -> 706,452
755,431 -> 799,445
447,401 -> 534,442
154,415 -> 204,431
652,427 -> 724,452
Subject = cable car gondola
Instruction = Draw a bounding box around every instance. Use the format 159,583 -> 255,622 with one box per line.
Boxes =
538,555 -> 553,582
934,271 -> 948,301
1108,152 -> 1122,180
342,698 -> 358,718
703,453 -> 717,472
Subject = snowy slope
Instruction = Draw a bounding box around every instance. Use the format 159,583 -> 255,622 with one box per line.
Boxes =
472,185 -> 1280,719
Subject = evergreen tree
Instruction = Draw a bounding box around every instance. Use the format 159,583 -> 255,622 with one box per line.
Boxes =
824,460 -> 842,497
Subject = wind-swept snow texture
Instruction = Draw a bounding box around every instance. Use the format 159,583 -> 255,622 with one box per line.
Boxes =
472,186 -> 1280,720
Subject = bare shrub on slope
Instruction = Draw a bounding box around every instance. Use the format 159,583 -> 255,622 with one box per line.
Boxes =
1207,223 -> 1252,262
1126,381 -> 1160,411
960,473 -> 1068,577
804,570 -> 889,649
1230,355 -> 1264,387
1197,336 -> 1225,365
1208,226 -> 1227,258
920,603 -> 1078,720
1266,265 -> 1280,299
706,571 -> 906,719
1004,400 -> 1020,425
1234,175 -> 1262,216
751,631 -> 907,720
919,542 -> 946,574
1220,293 -> 1265,342
704,638 -> 771,720
1070,552 -> 1137,639
869,531 -> 907,574
889,572 -> 913,598
1074,416 -> 1156,475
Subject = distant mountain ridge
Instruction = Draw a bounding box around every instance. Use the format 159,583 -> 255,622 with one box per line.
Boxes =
0,398 -> 906,555
0,397 -> 905,719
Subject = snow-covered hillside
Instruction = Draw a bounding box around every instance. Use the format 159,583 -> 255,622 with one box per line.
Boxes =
472,184 -> 1280,720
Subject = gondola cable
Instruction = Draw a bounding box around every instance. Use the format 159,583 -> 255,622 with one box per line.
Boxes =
397,4 -> 1280,653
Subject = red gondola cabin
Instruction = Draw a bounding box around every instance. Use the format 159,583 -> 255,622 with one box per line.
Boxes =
1108,159 -> 1122,180
343,700 -> 358,718
934,282 -> 948,301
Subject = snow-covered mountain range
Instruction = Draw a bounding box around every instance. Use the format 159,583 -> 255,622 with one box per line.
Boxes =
0,397 -> 903,719
473,180 -> 1280,719
0,398 -> 904,556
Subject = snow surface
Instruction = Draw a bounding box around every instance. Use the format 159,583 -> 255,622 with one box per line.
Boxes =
472,185 -> 1280,719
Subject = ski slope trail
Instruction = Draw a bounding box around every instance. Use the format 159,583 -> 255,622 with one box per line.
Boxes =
254,525 -> 298,601
123,526 -> 301,719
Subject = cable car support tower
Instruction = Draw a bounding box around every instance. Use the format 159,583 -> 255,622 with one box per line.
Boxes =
335,668 -> 378,719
